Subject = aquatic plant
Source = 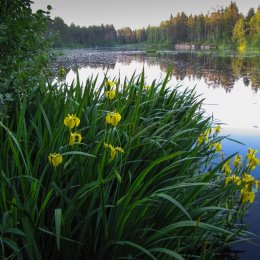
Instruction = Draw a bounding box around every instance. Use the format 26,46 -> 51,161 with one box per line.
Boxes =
0,69 -> 258,260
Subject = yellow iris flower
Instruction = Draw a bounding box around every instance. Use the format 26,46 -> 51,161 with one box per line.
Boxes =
144,85 -> 151,90
233,155 -> 242,168
105,90 -> 116,100
247,148 -> 257,156
214,125 -> 221,134
209,142 -> 222,152
64,114 -> 80,129
105,80 -> 116,89
105,112 -> 121,126
239,173 -> 258,204
246,151 -> 260,170
225,175 -> 241,186
197,135 -> 204,145
241,189 -> 255,204
242,173 -> 259,189
242,173 -> 254,183
69,132 -> 82,146
58,67 -> 66,77
104,143 -> 124,160
48,153 -> 63,167
222,160 -> 232,174
197,129 -> 210,144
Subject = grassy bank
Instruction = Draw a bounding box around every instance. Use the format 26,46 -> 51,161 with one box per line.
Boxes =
0,69 -> 259,260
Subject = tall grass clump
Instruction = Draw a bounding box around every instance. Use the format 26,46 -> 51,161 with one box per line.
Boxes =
0,68 -> 259,260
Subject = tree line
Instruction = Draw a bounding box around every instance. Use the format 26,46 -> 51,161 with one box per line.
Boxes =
48,2 -> 260,50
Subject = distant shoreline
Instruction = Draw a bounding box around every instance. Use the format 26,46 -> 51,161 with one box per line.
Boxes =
52,44 -> 260,57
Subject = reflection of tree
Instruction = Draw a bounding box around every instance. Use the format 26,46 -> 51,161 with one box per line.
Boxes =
149,53 -> 238,92
248,59 -> 260,92
55,50 -> 260,92
231,57 -> 243,78
126,52 -> 260,92
117,52 -> 146,65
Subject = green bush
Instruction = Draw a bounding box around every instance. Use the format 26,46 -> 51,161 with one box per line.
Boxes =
0,69 -> 259,259
0,0 -> 52,111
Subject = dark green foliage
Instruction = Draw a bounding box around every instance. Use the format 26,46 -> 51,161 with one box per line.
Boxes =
49,17 -> 118,48
0,0 -> 52,105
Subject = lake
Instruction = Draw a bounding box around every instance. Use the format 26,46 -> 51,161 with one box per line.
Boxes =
55,48 -> 260,259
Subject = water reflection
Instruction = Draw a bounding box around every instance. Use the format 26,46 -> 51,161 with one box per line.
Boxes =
55,49 -> 260,132
55,50 -> 260,92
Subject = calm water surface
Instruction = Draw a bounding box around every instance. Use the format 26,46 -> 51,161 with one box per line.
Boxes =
56,49 -> 260,259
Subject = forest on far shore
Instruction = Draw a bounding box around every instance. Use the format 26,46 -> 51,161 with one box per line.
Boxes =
47,2 -> 260,51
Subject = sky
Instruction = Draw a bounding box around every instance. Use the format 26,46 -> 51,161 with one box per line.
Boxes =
32,0 -> 260,29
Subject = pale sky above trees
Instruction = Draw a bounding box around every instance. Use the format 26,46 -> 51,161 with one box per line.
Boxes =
32,0 -> 260,29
